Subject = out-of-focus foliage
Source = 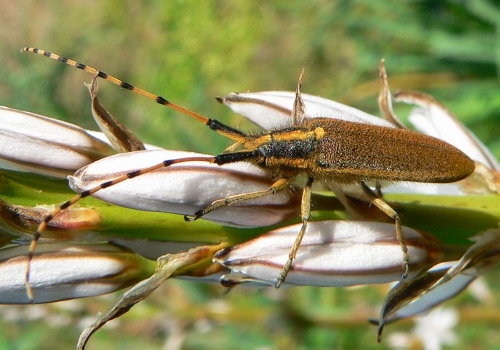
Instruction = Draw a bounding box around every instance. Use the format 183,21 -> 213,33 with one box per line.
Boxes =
0,1 -> 499,349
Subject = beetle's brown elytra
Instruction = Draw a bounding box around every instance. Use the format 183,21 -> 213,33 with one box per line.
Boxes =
22,47 -> 475,300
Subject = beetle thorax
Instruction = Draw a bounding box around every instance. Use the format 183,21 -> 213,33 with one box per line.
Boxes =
248,127 -> 325,175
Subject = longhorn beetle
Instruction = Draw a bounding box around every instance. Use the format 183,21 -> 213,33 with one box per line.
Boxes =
21,47 -> 475,301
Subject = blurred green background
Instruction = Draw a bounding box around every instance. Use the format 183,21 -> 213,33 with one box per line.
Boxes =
1,1 -> 500,349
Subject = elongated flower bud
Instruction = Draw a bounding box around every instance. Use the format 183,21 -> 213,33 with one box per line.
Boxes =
215,221 -> 443,287
0,242 -> 150,304
68,149 -> 301,227
0,106 -> 115,178
395,91 -> 499,171
217,91 -> 395,130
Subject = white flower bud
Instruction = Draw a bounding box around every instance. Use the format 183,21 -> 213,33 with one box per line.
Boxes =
395,91 -> 499,171
0,243 -> 149,304
0,106 -> 115,178
215,221 -> 442,287
217,91 -> 395,130
68,149 -> 301,227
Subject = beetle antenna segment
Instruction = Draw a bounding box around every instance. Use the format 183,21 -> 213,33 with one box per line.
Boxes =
21,49 -> 251,146
21,47 -> 211,124
25,156 -> 217,302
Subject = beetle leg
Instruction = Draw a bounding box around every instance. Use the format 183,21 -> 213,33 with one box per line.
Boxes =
375,180 -> 383,197
361,182 -> 409,278
276,176 -> 314,288
184,177 -> 290,221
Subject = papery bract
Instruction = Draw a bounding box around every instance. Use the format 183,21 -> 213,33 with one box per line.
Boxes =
377,228 -> 500,339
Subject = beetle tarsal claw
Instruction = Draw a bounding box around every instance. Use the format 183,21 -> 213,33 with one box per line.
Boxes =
183,214 -> 196,222
275,259 -> 292,289
189,210 -> 205,221
402,261 -> 409,279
